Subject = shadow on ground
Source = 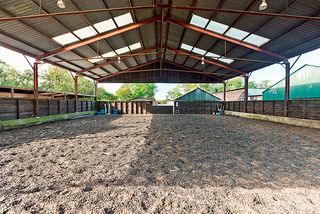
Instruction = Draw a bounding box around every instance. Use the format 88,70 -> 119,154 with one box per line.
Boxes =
114,114 -> 320,189
0,115 -> 122,151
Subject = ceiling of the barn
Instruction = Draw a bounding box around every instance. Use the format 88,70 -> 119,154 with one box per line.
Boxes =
0,0 -> 319,83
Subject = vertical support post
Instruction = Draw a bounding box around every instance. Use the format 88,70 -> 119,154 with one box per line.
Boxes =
284,61 -> 290,117
74,75 -> 78,112
16,99 -> 20,119
94,81 -> 98,101
244,74 -> 249,113
11,86 -> 14,98
223,81 -> 227,102
33,61 -> 39,117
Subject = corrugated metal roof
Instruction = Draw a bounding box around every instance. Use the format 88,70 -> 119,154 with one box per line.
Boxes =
0,0 -> 319,82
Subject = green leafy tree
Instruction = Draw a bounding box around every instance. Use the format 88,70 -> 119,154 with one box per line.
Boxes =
40,66 -> 73,92
115,83 -> 157,100
78,77 -> 94,95
166,85 -> 183,100
257,80 -> 271,88
226,77 -> 244,90
98,87 -> 117,101
0,60 -> 33,88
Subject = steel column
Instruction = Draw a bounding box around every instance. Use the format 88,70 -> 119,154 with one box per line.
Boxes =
223,81 -> 227,101
94,81 -> 98,102
284,61 -> 291,117
33,62 -> 39,117
74,75 -> 78,112
244,74 -> 249,112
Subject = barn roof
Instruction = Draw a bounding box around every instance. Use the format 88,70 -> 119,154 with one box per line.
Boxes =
175,87 -> 221,101
0,1 -> 319,83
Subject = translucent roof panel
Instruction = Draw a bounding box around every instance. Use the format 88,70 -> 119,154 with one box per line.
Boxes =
244,34 -> 270,47
190,14 -> 209,28
88,56 -> 103,63
192,47 -> 207,55
205,52 -> 220,58
53,33 -> 79,45
218,56 -> 234,64
225,27 -> 250,40
206,20 -> 229,34
181,43 -> 193,51
129,42 -> 142,51
73,26 -> 97,39
115,46 -> 130,55
102,51 -> 116,58
114,13 -> 133,27
93,19 -> 117,33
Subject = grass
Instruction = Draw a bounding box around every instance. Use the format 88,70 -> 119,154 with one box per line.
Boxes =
0,111 -> 96,130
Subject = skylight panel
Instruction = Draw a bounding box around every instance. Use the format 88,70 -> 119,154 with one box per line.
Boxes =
225,27 -> 250,40
114,13 -> 133,27
88,56 -> 103,63
53,33 -> 79,45
206,20 -> 229,34
192,47 -> 207,55
243,34 -> 270,47
205,52 -> 220,58
73,26 -> 97,39
129,42 -> 142,51
218,56 -> 234,64
93,19 -> 117,33
102,51 -> 116,58
190,14 -> 209,28
115,46 -> 130,55
181,43 -> 193,51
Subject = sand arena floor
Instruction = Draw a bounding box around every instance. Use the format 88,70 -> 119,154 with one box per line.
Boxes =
0,114 -> 319,213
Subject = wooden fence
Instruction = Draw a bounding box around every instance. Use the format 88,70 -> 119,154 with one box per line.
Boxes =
225,99 -> 320,120
98,101 -> 173,114
174,101 -> 222,114
0,98 -> 96,121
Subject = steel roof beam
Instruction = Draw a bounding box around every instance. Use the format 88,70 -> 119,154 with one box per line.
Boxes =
36,16 -> 161,60
163,59 -> 224,82
76,47 -> 157,75
166,17 -> 288,61
97,60 -> 159,82
167,47 -> 246,75
97,59 -> 223,82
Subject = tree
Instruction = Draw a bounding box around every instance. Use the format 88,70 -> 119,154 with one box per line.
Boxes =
257,80 -> 271,88
78,77 -> 94,95
0,61 -> 33,88
226,77 -> 244,90
41,66 -> 73,92
166,85 -> 183,100
115,83 -> 157,100
98,87 -> 117,101
249,80 -> 257,89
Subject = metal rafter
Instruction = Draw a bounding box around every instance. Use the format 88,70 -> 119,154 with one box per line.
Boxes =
2,4 -> 320,22
0,7 -> 101,78
167,17 -> 288,60
163,59 -> 224,82
190,0 -> 250,69
221,1 -> 320,75
29,0 -> 110,75
97,59 -> 159,82
100,0 -> 139,67
182,0 -> 226,66
167,47 -> 246,75
36,16 -> 160,60
76,47 -> 157,75
97,59 -> 223,82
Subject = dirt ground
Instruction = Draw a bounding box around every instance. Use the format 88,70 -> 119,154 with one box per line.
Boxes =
0,114 -> 319,214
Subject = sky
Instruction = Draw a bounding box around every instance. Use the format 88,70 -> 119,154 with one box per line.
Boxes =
1,46 -> 320,99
